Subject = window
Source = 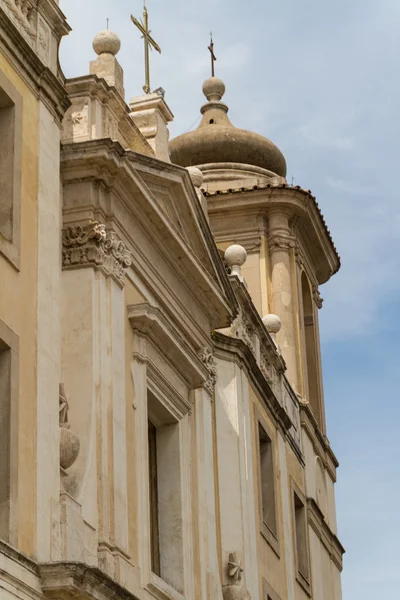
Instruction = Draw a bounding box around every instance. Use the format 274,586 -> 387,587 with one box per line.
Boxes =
257,418 -> 278,554
259,423 -> 277,536
0,320 -> 18,544
293,491 -> 310,590
0,91 -> 15,242
301,272 -> 322,427
0,72 -> 22,269
148,419 -> 161,576
147,390 -> 184,594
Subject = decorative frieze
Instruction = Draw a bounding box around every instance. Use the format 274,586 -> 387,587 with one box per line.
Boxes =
62,222 -> 132,285
198,347 -> 217,395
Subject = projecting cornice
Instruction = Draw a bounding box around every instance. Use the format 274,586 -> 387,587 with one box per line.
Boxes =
205,183 -> 340,284
61,139 -> 238,331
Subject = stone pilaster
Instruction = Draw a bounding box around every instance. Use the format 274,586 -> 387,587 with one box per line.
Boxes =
267,208 -> 299,392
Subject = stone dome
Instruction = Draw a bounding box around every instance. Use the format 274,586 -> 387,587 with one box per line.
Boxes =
170,77 -> 287,178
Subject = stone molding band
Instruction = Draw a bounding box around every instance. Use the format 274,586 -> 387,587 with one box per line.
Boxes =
62,222 -> 132,285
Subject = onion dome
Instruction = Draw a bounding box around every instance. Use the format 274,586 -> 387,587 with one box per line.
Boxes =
170,77 -> 287,178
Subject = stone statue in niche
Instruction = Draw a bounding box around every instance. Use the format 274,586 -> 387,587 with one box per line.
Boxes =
222,552 -> 251,600
59,384 -> 80,472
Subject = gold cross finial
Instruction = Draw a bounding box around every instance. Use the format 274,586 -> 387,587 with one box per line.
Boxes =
208,32 -> 217,77
131,2 -> 161,94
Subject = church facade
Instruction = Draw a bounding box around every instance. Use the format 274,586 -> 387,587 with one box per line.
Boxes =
0,3 -> 344,600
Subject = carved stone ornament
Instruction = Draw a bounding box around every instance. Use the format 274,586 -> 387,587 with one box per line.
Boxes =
2,0 -> 37,44
222,553 -> 251,600
268,233 -> 297,255
226,310 -> 256,355
59,384 -> 80,471
198,347 -> 217,394
312,284 -> 324,309
62,222 -> 132,285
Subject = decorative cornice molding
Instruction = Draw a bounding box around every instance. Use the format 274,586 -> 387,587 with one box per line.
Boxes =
62,222 -> 132,286
198,347 -> 217,395
300,401 -> 339,480
307,498 -> 345,572
128,303 -> 206,390
39,562 -> 140,600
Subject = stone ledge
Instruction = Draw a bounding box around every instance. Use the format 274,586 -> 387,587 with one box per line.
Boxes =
307,498 -> 345,572
39,562 -> 140,600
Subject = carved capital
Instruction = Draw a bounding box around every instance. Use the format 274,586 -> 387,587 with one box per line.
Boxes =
198,347 -> 217,395
268,233 -> 297,255
62,222 -> 132,285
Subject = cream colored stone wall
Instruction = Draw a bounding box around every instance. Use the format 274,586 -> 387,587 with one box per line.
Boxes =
0,53 -> 39,557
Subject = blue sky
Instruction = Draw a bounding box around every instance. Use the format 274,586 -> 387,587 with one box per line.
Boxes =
60,1 -> 400,597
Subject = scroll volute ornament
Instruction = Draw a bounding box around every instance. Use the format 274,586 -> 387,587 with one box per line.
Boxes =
222,553 -> 251,600
59,384 -> 80,470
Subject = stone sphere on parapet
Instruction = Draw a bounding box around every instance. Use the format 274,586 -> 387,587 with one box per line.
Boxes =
224,244 -> 247,268
187,166 -> 204,189
202,76 -> 226,102
93,30 -> 121,56
262,314 -> 282,335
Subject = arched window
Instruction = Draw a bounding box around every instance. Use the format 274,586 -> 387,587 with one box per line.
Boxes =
301,272 -> 322,426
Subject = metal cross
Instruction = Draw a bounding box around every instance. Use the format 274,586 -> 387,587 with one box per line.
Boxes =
131,2 -> 161,94
208,32 -> 217,77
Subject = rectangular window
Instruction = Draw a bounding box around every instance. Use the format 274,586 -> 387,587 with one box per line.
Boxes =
147,390 -> 184,594
259,422 -> 277,537
0,72 -> 22,269
294,491 -> 310,583
0,327 -> 16,542
148,419 -> 161,576
0,90 -> 16,243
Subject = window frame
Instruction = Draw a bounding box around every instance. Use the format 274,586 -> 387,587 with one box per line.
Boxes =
0,71 -> 22,271
255,410 -> 280,557
0,318 -> 19,544
145,365 -> 188,600
290,478 -> 312,596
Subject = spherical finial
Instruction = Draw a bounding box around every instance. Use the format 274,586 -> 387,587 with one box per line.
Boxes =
93,30 -> 121,56
225,244 -> 247,279
262,314 -> 282,336
202,76 -> 226,102
187,166 -> 204,189
225,244 -> 247,268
